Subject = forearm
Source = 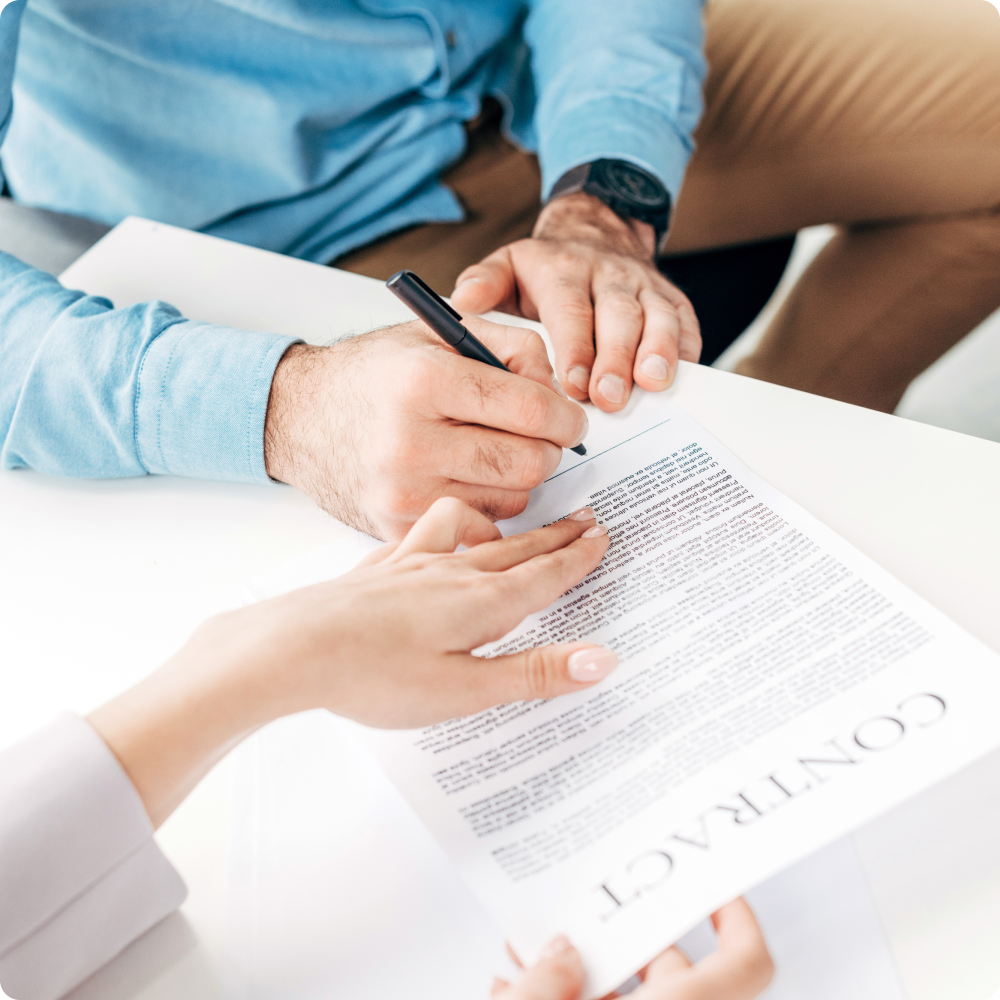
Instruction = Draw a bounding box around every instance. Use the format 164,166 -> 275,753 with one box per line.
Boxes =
88,615 -> 281,829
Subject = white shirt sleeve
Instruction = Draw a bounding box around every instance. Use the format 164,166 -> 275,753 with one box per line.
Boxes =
0,713 -> 187,1000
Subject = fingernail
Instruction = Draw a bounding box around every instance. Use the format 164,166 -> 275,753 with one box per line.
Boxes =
597,374 -> 626,404
567,506 -> 595,521
582,523 -> 608,538
567,648 -> 619,683
567,366 -> 590,392
571,409 -> 589,448
453,277 -> 482,290
539,934 -> 573,960
640,355 -> 670,381
550,374 -> 568,398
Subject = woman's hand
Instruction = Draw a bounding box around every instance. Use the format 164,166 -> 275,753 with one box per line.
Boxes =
89,498 -> 616,826
235,496 -> 615,728
495,899 -> 773,1000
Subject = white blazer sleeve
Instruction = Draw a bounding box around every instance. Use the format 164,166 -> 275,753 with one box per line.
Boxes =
0,713 -> 187,1000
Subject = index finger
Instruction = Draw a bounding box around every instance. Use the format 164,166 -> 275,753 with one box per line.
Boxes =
432,352 -> 588,450
531,274 -> 598,402
462,314 -> 560,394
500,529 -> 610,618
462,508 -> 604,572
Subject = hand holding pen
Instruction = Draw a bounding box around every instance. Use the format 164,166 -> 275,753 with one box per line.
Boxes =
387,270 -> 588,457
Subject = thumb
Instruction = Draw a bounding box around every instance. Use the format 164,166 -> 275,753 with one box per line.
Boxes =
472,643 -> 620,709
452,246 -> 519,314
497,936 -> 586,1000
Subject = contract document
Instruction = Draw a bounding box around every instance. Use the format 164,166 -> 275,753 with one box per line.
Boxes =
253,394 -> 1000,998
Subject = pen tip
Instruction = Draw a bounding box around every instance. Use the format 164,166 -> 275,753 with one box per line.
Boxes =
571,444 -> 587,456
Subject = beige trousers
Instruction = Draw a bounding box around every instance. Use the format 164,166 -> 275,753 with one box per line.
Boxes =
337,0 -> 1000,411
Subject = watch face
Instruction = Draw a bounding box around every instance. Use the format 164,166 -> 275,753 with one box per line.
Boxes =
599,160 -> 667,208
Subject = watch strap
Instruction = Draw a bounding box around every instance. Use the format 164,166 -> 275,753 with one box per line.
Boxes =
548,159 -> 672,250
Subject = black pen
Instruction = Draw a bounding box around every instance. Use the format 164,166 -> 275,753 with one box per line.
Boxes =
386,269 -> 587,456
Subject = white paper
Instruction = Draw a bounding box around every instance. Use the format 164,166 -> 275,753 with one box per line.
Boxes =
249,394 -> 1000,997
342,398 -> 1000,997
221,711 -> 905,1000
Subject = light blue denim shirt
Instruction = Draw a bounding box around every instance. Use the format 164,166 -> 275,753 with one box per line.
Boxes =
0,0 -> 704,483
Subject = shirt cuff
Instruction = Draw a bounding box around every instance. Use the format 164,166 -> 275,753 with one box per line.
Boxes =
134,320 -> 300,482
0,714 -> 188,1000
537,94 -> 695,205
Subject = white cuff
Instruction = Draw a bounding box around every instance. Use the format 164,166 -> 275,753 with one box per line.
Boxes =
0,714 -> 187,1000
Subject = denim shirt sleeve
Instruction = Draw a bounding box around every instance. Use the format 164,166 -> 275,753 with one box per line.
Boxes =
0,0 -> 25,161
0,3 -> 297,483
524,0 -> 706,201
0,253 -> 298,481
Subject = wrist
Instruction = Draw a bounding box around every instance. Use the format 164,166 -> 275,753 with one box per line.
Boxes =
264,342 -> 323,487
88,614 -> 278,828
533,192 -> 657,260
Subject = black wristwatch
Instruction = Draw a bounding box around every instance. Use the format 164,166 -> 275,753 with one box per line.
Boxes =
547,159 -> 672,249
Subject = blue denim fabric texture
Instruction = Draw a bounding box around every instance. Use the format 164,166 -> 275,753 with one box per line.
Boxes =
0,0 -> 704,482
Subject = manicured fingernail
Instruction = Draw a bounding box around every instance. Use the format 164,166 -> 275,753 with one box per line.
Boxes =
571,409 -> 589,448
640,355 -> 670,381
582,523 -> 608,538
539,934 -> 573,960
568,506 -> 595,521
567,648 -> 619,683
550,375 -> 568,398
597,374 -> 626,404
568,366 -> 590,392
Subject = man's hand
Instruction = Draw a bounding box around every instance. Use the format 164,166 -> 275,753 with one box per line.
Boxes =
264,317 -> 588,540
495,899 -> 773,1000
451,192 -> 701,413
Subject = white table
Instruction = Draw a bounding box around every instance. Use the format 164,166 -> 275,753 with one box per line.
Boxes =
2,219 -> 999,1000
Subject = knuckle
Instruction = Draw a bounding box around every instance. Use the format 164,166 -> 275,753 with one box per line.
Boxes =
472,439 -> 515,483
602,263 -> 633,287
399,350 -> 443,404
398,551 -> 439,573
520,328 -> 549,360
642,294 -> 680,322
524,441 -> 562,490
375,423 -> 420,472
517,443 -> 554,489
490,490 -> 530,521
550,272 -> 591,300
455,263 -> 482,282
371,480 -> 425,522
521,647 -> 555,699
516,386 -> 553,437
601,345 -> 641,369
603,291 -> 643,320
551,249 -> 583,273
429,495 -> 468,519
